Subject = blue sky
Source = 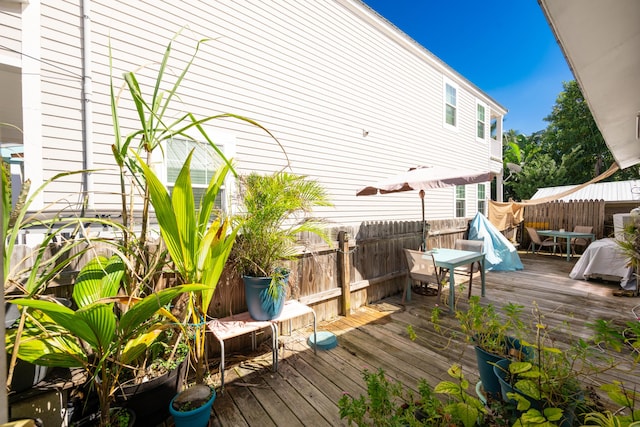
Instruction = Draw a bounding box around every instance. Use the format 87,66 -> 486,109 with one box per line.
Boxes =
363,0 -> 575,135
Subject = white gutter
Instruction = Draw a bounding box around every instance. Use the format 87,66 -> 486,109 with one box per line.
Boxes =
82,0 -> 94,208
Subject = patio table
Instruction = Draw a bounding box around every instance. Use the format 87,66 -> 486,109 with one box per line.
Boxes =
537,230 -> 595,261
424,248 -> 486,313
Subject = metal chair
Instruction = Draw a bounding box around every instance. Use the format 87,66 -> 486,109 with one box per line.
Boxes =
455,239 -> 484,298
526,227 -> 560,255
570,225 -> 593,254
402,249 -> 443,303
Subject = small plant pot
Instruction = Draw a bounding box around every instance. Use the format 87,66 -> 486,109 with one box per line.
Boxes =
169,385 -> 216,427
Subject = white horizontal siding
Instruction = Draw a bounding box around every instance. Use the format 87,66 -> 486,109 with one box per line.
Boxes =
0,2 -> 22,64
38,1 -> 85,207
16,0 -> 504,224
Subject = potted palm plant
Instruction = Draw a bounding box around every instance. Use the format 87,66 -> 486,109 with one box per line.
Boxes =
231,171 -> 333,320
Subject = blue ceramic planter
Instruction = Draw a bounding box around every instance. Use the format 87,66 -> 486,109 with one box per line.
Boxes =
493,358 -> 580,427
169,386 -> 216,427
243,274 -> 287,320
474,336 -> 530,398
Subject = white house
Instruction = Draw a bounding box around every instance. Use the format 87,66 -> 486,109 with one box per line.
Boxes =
1,0 -> 506,227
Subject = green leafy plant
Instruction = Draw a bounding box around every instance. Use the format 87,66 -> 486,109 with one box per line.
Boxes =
1,161 -> 114,389
452,296 -> 525,357
338,364 -> 489,427
135,149 -> 237,383
109,32 -> 293,382
231,171 -> 333,300
493,303 -> 619,427
6,254 -> 205,426
434,364 -> 488,427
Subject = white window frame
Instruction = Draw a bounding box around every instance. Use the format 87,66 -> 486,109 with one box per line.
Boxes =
476,100 -> 487,142
162,131 -> 236,213
477,183 -> 487,216
443,77 -> 459,131
455,185 -> 466,218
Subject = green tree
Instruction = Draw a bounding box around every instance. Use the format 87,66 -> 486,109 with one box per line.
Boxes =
541,80 -> 639,183
512,153 -> 566,200
502,130 -> 556,200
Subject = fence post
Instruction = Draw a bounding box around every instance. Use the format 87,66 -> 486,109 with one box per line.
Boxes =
338,231 -> 351,317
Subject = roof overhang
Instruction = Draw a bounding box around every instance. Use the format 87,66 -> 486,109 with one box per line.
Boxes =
538,0 -> 640,170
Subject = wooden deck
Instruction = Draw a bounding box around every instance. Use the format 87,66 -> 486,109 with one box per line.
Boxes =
200,252 -> 640,426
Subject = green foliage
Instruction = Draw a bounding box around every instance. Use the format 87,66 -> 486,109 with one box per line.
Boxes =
1,164 -> 96,295
110,32 -> 284,384
442,296 -> 525,357
541,80 -> 640,184
338,365 -> 488,426
435,364 -> 487,427
135,148 -> 237,382
510,153 -> 566,200
7,255 -> 205,426
231,171 -> 333,299
502,80 -> 640,202
541,80 -> 610,184
501,130 -> 550,201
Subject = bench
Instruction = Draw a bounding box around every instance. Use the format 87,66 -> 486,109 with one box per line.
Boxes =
207,300 -> 316,392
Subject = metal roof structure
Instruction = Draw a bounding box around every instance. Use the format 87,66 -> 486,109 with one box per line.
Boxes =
531,180 -> 640,202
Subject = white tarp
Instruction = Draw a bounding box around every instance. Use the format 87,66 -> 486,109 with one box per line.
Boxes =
569,238 -> 635,290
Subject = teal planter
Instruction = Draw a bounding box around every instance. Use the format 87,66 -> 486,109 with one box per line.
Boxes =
474,345 -> 504,397
243,274 -> 287,320
493,358 -> 580,427
474,337 -> 529,398
170,386 -> 215,427
493,358 -> 536,407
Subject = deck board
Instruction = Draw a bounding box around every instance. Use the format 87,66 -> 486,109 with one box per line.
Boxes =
171,252 -> 640,426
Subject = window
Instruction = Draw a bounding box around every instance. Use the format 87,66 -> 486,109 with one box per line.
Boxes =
166,138 -> 225,210
490,117 -> 498,140
477,184 -> 487,215
455,185 -> 466,218
476,101 -> 486,140
443,78 -> 458,129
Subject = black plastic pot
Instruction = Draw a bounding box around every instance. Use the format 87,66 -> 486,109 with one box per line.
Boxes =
115,360 -> 187,426
71,407 -> 135,427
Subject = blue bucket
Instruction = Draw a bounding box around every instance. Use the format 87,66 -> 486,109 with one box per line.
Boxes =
169,386 -> 216,427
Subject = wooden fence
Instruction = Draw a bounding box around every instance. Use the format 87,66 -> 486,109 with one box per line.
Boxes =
7,219 -> 469,320
8,203 -> 615,363
8,202 -> 608,355
522,199 -> 606,249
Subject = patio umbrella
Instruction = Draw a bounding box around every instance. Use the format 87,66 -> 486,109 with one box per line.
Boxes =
356,165 -> 493,250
